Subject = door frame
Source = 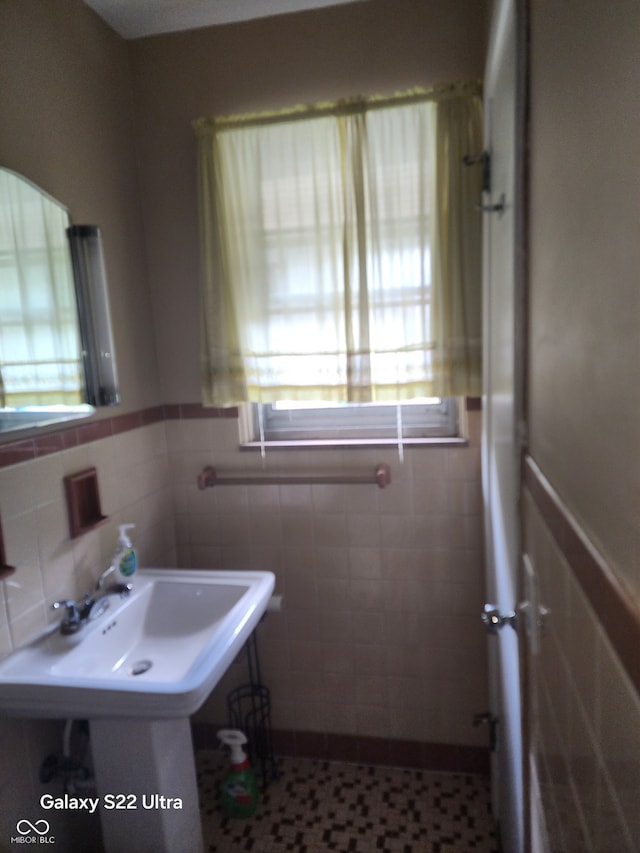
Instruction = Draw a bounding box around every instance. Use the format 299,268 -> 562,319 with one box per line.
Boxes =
481,0 -> 530,850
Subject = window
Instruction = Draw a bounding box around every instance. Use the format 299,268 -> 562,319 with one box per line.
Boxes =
195,80 -> 483,425
254,398 -> 458,444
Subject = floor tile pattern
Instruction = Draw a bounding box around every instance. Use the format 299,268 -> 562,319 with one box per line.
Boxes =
197,751 -> 499,852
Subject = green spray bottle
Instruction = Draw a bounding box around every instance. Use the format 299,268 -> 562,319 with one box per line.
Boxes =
217,729 -> 259,818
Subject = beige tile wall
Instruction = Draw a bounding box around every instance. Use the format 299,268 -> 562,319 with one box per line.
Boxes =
174,411 -> 489,748
0,422 -> 175,658
525,494 -> 640,853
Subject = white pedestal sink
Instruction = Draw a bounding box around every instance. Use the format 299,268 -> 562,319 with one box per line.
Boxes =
91,717 -> 203,853
0,569 -> 275,853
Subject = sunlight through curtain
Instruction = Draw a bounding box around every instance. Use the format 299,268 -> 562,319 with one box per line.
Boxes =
194,80 -> 482,407
0,170 -> 84,407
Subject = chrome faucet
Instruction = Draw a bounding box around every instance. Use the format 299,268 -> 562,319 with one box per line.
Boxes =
95,563 -> 116,590
95,563 -> 132,597
52,568 -> 132,635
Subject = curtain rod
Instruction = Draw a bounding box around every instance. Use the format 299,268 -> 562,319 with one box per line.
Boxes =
197,463 -> 391,490
193,79 -> 482,134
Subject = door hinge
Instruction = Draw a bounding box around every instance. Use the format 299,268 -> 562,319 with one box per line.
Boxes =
462,150 -> 492,194
463,152 -> 506,215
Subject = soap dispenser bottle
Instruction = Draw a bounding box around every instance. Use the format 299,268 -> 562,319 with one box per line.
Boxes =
113,524 -> 137,583
217,729 -> 259,818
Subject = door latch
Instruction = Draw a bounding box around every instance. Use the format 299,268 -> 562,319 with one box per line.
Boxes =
481,603 -> 518,634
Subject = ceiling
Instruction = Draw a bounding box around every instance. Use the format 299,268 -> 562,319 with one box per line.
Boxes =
82,0 -> 368,39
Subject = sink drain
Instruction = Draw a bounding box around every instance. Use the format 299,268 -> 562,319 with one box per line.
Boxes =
129,660 -> 152,676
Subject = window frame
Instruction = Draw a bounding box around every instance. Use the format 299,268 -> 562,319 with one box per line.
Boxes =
242,397 -> 462,447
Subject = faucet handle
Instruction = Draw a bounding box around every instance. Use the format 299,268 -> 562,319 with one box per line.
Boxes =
52,599 -> 80,622
52,598 -> 77,611
52,598 -> 83,635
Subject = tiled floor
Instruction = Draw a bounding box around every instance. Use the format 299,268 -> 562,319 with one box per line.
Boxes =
197,751 -> 499,852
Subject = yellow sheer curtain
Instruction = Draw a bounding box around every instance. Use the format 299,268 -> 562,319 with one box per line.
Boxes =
195,81 -> 482,407
432,88 -> 484,396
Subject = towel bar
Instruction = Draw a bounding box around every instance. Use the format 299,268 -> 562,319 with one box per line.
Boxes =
197,463 -> 391,490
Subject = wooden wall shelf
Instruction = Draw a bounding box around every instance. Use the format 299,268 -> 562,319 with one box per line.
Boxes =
64,467 -> 108,539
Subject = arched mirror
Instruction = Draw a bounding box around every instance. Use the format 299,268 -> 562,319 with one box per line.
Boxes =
0,167 -> 119,435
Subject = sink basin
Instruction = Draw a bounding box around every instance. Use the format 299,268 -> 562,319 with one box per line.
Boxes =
0,568 -> 274,719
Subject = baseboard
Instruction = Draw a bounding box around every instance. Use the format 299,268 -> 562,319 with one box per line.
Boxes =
191,722 -> 490,776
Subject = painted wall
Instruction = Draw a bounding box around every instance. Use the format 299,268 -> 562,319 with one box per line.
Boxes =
0,0 -> 161,416
527,0 -> 640,599
128,0 -> 489,403
524,0 -> 640,849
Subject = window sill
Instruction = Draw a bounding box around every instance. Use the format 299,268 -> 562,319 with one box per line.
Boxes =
240,436 -> 469,451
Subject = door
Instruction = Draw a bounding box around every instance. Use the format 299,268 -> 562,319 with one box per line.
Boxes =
481,0 -> 527,851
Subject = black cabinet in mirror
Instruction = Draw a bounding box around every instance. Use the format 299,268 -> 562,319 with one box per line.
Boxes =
67,225 -> 120,408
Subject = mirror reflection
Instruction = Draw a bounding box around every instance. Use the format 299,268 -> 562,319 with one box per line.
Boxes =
0,168 -> 96,434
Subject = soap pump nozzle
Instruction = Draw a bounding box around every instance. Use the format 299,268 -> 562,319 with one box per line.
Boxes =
117,524 -> 135,546
217,729 -> 249,769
